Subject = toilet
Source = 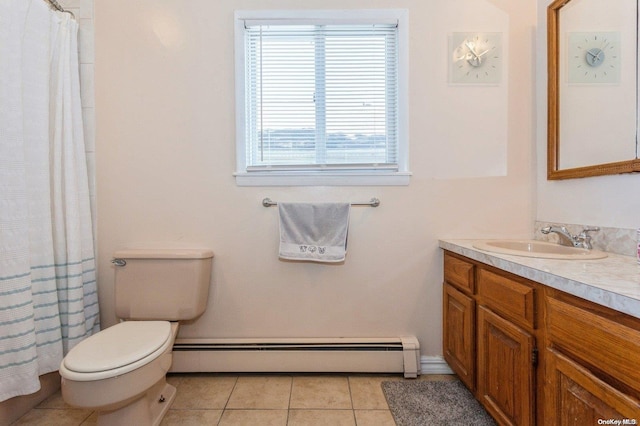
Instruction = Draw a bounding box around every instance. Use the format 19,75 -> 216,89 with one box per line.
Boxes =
59,248 -> 214,426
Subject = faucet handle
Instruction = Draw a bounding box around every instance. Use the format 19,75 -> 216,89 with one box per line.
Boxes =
579,226 -> 600,236
576,227 -> 599,249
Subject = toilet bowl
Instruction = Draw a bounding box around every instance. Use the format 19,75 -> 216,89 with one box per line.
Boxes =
59,248 -> 213,426
60,321 -> 179,425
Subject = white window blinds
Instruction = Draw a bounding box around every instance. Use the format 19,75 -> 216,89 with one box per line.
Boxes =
243,21 -> 399,171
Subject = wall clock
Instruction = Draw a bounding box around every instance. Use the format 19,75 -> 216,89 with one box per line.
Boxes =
450,32 -> 503,84
567,32 -> 620,84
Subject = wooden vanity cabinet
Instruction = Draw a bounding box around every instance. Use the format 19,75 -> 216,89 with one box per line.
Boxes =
544,288 -> 640,424
443,250 -> 640,425
475,267 -> 537,426
443,253 -> 476,390
544,348 -> 639,423
443,252 -> 538,425
477,306 -> 535,425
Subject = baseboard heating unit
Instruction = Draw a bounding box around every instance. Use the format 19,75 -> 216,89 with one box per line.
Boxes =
170,336 -> 420,378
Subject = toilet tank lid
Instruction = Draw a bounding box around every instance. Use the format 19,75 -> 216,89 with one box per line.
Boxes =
114,248 -> 214,259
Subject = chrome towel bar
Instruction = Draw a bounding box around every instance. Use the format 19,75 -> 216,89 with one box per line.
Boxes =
262,197 -> 380,208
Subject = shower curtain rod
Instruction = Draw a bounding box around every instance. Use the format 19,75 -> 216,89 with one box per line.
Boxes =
45,0 -> 75,18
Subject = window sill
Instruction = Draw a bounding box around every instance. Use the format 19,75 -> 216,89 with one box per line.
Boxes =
234,171 -> 411,186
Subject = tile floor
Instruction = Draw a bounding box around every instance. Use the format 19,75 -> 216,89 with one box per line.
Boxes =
11,373 -> 456,425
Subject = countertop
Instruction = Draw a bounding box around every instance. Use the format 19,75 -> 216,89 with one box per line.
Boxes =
439,239 -> 640,320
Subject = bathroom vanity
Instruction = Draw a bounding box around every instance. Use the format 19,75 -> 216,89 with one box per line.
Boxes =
440,240 -> 640,425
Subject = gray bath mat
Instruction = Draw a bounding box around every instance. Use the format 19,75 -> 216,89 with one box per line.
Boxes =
381,380 -> 496,426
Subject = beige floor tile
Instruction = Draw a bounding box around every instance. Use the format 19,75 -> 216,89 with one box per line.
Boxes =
348,376 -> 389,410
418,373 -> 457,382
354,409 -> 396,426
35,391 -> 71,409
79,411 -> 97,425
160,409 -> 223,425
287,409 -> 356,426
290,376 -> 352,409
12,408 -> 92,426
226,376 -> 292,409
218,409 -> 288,425
171,375 -> 238,409
166,374 -> 183,386
17,373 -> 438,425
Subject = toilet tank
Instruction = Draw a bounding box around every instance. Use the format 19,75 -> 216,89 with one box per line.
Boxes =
113,248 -> 213,321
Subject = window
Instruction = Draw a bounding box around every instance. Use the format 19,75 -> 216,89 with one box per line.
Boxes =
234,10 -> 409,186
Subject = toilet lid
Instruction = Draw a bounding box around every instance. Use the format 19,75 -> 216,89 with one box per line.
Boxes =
62,321 -> 172,373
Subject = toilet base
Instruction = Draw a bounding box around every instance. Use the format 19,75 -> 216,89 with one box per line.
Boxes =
96,378 -> 176,426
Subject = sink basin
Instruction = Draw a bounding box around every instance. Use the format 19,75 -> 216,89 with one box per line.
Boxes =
472,240 -> 607,260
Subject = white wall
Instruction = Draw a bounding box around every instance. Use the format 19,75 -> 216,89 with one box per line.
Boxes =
95,0 -> 536,358
536,0 -> 640,229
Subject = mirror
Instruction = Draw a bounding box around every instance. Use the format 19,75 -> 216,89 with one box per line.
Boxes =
548,0 -> 640,179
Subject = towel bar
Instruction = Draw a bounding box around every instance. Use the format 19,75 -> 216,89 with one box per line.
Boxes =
262,198 -> 380,208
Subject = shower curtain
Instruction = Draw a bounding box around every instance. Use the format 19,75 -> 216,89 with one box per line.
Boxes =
0,0 -> 99,401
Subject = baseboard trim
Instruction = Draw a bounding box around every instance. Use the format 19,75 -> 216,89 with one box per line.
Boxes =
420,355 -> 454,375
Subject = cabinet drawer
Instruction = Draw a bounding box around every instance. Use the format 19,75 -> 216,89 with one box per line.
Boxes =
546,295 -> 640,395
477,268 -> 535,330
444,253 -> 475,294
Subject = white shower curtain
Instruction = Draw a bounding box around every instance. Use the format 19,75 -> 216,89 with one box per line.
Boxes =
0,0 -> 99,401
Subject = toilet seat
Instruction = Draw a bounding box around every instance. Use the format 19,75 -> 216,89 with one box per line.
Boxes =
60,321 -> 173,382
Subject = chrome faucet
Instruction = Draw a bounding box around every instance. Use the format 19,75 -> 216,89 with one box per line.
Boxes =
540,225 -> 600,250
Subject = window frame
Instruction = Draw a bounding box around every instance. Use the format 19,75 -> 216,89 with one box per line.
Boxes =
234,9 -> 410,186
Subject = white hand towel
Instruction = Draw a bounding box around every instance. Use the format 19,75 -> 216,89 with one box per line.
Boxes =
278,203 -> 351,263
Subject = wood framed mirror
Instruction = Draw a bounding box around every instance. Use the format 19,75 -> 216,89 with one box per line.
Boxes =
547,0 -> 640,180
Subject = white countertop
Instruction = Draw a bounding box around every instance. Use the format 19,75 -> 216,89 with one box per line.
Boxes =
439,239 -> 640,320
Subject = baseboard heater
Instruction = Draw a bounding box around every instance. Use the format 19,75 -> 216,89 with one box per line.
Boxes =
170,336 -> 420,378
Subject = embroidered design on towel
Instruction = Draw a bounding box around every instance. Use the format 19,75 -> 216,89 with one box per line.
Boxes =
299,245 -> 326,254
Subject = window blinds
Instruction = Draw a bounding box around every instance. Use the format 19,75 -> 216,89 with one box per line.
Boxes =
243,22 -> 399,171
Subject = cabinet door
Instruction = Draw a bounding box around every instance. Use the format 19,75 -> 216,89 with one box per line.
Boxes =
545,348 -> 640,425
477,306 -> 535,426
443,283 -> 475,390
